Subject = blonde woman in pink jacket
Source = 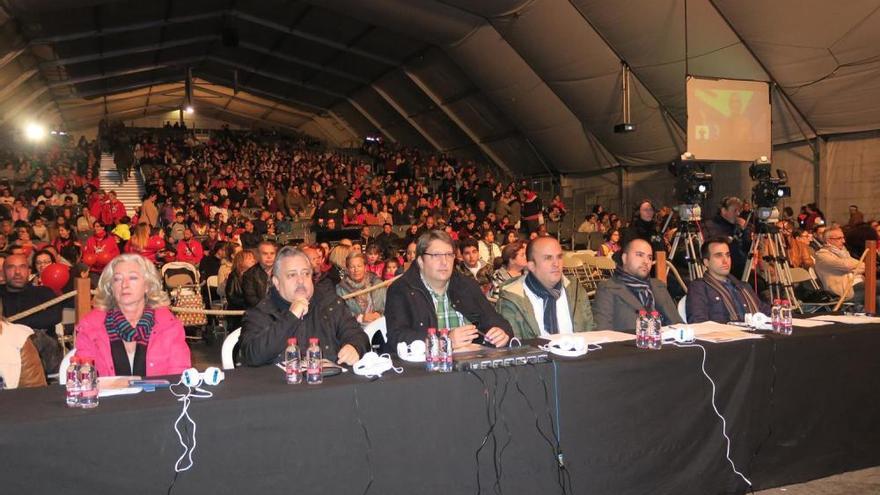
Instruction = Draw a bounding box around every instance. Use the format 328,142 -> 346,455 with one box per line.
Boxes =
75,254 -> 191,377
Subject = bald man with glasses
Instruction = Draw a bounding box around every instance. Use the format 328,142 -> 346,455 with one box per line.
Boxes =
385,230 -> 512,351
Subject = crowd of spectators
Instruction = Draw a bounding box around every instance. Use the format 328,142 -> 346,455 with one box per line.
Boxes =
2,122 -> 880,388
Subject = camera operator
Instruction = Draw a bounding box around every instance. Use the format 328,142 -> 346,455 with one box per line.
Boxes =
703,196 -> 751,279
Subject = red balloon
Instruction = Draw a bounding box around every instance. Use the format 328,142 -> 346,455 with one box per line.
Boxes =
96,250 -> 115,267
82,252 -> 97,266
41,263 -> 70,293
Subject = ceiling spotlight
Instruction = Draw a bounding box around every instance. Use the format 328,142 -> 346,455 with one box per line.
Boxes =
185,106 -> 194,114
24,122 -> 46,141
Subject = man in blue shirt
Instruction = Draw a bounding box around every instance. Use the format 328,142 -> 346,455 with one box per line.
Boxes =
686,237 -> 770,323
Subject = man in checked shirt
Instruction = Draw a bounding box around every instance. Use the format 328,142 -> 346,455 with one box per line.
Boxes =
385,230 -> 512,351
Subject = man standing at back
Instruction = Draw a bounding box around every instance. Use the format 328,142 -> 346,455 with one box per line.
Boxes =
593,238 -> 682,332
242,241 -> 277,308
496,237 -> 594,339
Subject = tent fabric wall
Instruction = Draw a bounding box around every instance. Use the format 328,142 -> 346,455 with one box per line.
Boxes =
820,132 -> 880,223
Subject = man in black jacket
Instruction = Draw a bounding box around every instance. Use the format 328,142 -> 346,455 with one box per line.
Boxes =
385,230 -> 512,351
242,241 -> 276,308
240,246 -> 368,367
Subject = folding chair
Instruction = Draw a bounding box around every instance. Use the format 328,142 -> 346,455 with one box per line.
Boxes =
789,267 -> 849,314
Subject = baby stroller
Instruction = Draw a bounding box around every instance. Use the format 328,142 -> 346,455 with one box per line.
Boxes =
161,262 -> 208,341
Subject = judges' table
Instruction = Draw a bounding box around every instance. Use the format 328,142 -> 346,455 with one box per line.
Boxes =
1,321 -> 879,495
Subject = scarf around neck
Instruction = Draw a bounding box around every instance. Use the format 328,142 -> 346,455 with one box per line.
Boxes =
614,267 -> 655,312
524,271 -> 562,334
105,308 -> 155,346
703,274 -> 760,322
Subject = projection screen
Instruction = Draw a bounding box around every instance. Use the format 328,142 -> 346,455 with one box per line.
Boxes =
686,77 -> 771,161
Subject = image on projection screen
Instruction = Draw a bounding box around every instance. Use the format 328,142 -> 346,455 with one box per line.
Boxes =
686,77 -> 771,162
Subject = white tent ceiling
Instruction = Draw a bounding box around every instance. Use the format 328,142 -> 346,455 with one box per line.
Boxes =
0,0 -> 879,176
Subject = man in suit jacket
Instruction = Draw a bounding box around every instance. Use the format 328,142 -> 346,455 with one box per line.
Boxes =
686,237 -> 770,323
593,238 -> 682,332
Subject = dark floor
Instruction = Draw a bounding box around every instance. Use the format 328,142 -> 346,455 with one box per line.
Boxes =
755,467 -> 880,494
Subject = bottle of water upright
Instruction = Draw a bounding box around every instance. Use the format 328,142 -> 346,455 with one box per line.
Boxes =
780,299 -> 793,336
425,327 -> 439,372
771,299 -> 782,333
438,328 -> 453,373
78,359 -> 99,409
306,338 -> 323,385
65,356 -> 81,407
284,337 -> 302,384
636,310 -> 648,349
649,311 -> 663,350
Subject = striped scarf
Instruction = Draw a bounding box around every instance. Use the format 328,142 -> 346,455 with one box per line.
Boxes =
702,275 -> 760,322
613,267 -> 655,311
105,308 -> 155,345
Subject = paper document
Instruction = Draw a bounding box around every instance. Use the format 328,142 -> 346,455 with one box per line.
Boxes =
97,376 -> 143,398
546,330 -> 635,345
695,329 -> 764,343
808,315 -> 880,325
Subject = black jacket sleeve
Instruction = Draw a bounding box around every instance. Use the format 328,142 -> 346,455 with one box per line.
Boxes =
240,303 -> 302,366
384,280 -> 426,350
328,297 -> 371,357
242,269 -> 265,308
451,275 -> 513,337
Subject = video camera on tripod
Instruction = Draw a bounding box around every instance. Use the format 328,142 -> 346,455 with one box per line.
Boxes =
749,156 -> 791,224
669,153 -> 713,222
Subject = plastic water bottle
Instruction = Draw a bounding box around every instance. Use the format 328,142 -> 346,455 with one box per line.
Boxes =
771,299 -> 782,333
78,358 -> 99,409
649,311 -> 663,350
306,337 -> 323,385
438,328 -> 453,373
425,327 -> 440,372
636,310 -> 648,349
284,338 -> 302,384
65,357 -> 81,407
780,299 -> 793,336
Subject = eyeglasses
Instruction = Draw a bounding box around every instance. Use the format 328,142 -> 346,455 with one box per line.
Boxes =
827,236 -> 845,241
422,252 -> 455,261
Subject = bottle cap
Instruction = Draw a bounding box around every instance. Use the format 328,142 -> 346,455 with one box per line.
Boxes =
308,337 -> 319,345
650,310 -> 660,317
774,299 -> 781,304
638,309 -> 647,315
427,327 -> 437,334
440,328 -> 449,335
287,337 -> 297,346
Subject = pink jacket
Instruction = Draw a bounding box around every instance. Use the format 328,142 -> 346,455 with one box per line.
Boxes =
75,307 -> 191,377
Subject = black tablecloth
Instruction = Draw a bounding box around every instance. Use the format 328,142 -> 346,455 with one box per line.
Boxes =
1,322 -> 879,495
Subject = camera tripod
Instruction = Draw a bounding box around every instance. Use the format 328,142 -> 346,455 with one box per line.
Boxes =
741,222 -> 802,312
661,205 -> 705,281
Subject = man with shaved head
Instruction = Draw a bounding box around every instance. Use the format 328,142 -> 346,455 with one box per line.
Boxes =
0,253 -> 63,334
593,238 -> 682,332
496,236 -> 594,339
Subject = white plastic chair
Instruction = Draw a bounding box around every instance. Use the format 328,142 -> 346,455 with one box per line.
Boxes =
221,328 -> 241,370
206,275 -> 221,309
57,348 -> 77,385
364,316 -> 387,345
678,296 -> 688,323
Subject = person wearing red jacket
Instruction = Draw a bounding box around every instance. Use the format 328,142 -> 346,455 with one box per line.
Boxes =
175,228 -> 204,266
84,221 -> 120,275
100,191 -> 127,226
88,190 -> 105,221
